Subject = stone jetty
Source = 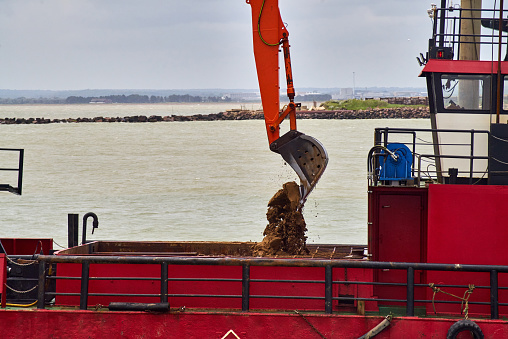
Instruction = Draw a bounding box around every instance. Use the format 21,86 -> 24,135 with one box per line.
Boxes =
0,106 -> 429,124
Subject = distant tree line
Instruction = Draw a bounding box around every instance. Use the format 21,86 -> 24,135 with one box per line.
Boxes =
65,94 -> 231,104
0,97 -> 65,104
0,93 -> 330,105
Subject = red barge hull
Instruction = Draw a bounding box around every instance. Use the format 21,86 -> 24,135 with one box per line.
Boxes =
0,310 -> 507,338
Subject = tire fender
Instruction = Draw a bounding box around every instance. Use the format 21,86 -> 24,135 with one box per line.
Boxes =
446,319 -> 484,339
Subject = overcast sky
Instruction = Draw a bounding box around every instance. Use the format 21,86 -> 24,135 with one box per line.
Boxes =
0,1 -> 444,91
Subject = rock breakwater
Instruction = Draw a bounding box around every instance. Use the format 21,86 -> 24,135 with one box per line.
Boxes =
0,107 -> 429,124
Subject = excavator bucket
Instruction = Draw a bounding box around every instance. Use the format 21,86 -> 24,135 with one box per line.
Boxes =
270,130 -> 328,206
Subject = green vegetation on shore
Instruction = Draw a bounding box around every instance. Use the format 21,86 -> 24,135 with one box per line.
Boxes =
321,99 -> 418,111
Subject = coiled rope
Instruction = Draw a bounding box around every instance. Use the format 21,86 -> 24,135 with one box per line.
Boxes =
429,283 -> 475,319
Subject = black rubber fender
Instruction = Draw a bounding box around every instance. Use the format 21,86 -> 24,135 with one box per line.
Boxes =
446,319 -> 484,339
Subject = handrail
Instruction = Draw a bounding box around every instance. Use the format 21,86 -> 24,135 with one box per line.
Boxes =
370,127 -> 490,185
430,6 -> 507,62
35,255 -> 505,319
0,148 -> 23,195
34,255 -> 508,271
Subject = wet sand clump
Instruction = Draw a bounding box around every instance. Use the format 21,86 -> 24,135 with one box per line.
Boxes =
252,181 -> 309,256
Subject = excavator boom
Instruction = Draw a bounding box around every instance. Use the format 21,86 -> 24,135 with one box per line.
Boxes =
247,0 -> 328,205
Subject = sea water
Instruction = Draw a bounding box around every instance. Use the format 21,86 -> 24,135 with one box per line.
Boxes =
0,104 -> 430,250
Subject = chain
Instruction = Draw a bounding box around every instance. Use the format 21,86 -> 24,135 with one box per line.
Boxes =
6,256 -> 37,267
294,310 -> 326,339
5,283 -> 38,294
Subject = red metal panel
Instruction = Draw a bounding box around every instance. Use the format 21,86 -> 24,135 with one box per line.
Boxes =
368,187 -> 428,263
420,59 -> 508,75
334,267 -> 376,312
167,264 -> 243,309
56,264 -> 243,308
377,194 -> 422,263
0,254 -> 5,308
0,238 -> 52,256
427,184 -> 508,316
427,184 -> 508,265
55,262 -> 373,312
376,194 -> 425,305
368,187 -> 428,307
56,263 -> 161,306
250,266 -> 325,311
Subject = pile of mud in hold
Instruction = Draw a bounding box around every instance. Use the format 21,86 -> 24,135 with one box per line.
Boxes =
253,181 -> 309,256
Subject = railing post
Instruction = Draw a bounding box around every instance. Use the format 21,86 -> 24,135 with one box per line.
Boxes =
17,149 -> 24,195
325,265 -> 333,314
382,128 -> 389,147
242,264 -> 250,312
469,130 -> 474,184
374,128 -> 381,146
80,261 -> 90,310
491,270 -> 499,319
37,260 -> 46,309
406,267 -> 415,316
161,262 -> 168,303
438,0 -> 447,48
67,213 -> 79,248
411,132 -> 417,177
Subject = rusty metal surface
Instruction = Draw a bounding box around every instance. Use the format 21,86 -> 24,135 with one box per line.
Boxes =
56,241 -> 367,259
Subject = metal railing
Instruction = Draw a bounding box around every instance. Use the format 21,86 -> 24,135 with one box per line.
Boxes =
430,3 -> 507,62
35,255 -> 508,320
0,148 -> 23,195
369,127 -> 490,186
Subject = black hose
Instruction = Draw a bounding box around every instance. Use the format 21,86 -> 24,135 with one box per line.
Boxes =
108,302 -> 170,312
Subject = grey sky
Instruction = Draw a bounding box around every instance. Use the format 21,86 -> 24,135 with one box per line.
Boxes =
0,1 -> 436,91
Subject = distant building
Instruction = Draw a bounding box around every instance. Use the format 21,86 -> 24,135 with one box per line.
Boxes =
89,98 -> 112,104
224,92 -> 261,102
339,88 -> 353,99
392,91 -> 425,97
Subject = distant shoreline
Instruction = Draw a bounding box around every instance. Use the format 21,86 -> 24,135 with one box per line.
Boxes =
0,107 -> 429,124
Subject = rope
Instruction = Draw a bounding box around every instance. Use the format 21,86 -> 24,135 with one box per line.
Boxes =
429,283 -> 475,319
294,310 -> 326,339
53,239 -> 66,249
490,134 -> 508,143
491,156 -> 508,165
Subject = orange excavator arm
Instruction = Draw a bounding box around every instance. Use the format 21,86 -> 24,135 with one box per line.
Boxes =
247,0 -> 328,205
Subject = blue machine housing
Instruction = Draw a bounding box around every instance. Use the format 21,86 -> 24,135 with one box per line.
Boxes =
379,143 -> 413,181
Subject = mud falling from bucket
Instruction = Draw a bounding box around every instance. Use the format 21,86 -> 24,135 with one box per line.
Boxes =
253,181 -> 309,256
